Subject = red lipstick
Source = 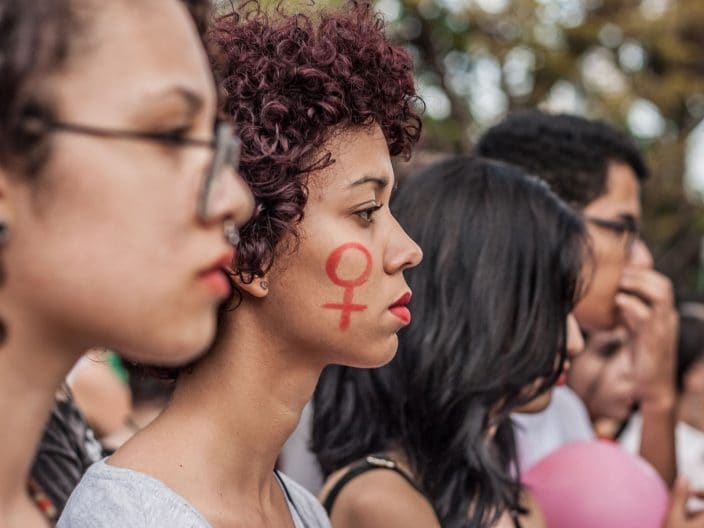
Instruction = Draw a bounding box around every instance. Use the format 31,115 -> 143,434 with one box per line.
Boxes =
389,292 -> 412,324
556,360 -> 571,386
198,250 -> 234,298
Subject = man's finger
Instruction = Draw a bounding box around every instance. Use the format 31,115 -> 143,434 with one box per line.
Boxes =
620,269 -> 674,308
616,292 -> 652,330
667,477 -> 690,524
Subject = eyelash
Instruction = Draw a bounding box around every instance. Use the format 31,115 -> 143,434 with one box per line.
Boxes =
154,126 -> 191,144
355,203 -> 383,225
599,343 -> 621,359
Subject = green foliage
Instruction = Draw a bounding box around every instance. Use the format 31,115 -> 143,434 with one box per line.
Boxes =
383,0 -> 704,292
215,0 -> 704,291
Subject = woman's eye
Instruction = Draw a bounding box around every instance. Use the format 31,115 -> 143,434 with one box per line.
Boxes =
156,127 -> 190,144
598,342 -> 621,359
355,204 -> 383,225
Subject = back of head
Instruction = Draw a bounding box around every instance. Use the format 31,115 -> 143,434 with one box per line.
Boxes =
476,110 -> 648,209
312,155 -> 585,527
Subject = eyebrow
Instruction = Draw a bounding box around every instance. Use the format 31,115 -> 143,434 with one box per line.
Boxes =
141,86 -> 205,117
348,175 -> 391,189
618,213 -> 638,221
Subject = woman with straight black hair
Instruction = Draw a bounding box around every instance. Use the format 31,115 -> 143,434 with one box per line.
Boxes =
311,155 -> 587,528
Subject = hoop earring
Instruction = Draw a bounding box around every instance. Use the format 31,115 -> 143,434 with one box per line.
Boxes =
260,280 -> 269,291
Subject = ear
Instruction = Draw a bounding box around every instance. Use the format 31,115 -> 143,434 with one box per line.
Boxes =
232,272 -> 270,299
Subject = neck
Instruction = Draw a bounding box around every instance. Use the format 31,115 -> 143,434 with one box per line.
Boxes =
137,302 -> 324,501
678,392 -> 704,432
0,303 -> 81,516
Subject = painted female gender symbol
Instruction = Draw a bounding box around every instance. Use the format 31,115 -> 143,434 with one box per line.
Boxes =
322,242 -> 373,330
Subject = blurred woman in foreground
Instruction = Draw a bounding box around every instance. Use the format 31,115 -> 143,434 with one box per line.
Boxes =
0,0 -> 253,524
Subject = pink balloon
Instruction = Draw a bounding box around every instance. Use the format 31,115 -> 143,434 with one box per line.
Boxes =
522,440 -> 668,528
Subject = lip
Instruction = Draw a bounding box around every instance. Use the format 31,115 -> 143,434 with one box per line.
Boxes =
389,291 -> 412,324
198,249 -> 235,298
211,249 -> 235,271
556,360 -> 571,386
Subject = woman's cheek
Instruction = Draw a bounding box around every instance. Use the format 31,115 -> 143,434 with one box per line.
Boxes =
320,242 -> 373,331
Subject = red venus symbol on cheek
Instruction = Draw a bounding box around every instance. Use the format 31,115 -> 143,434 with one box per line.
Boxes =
322,242 -> 373,330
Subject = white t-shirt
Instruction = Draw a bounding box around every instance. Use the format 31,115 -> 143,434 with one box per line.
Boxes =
512,386 -> 595,472
621,413 -> 704,492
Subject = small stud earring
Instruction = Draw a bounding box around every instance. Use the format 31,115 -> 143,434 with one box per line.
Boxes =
260,280 -> 269,291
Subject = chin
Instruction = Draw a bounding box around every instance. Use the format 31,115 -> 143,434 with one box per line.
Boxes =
343,334 -> 399,369
608,404 -> 634,424
122,318 -> 213,367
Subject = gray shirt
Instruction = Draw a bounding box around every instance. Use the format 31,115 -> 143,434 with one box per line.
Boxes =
58,459 -> 330,528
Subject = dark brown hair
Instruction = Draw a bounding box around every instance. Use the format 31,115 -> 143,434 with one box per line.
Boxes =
210,0 -> 422,280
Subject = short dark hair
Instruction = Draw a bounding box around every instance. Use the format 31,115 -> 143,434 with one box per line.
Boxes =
476,110 -> 649,209
312,156 -> 586,527
144,0 -> 422,380
209,0 -> 422,280
676,304 -> 704,392
0,0 -> 210,175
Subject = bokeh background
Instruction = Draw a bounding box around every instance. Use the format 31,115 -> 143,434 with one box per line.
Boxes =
220,0 -> 704,293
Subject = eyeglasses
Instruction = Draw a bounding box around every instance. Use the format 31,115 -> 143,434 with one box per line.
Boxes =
20,117 -> 242,244
585,215 -> 641,254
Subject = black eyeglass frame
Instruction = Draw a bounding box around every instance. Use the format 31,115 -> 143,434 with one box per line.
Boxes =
585,215 -> 641,254
21,117 -> 241,223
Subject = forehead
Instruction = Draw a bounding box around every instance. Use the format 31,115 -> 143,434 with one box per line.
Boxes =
311,125 -> 394,193
583,161 -> 642,219
51,0 -> 214,120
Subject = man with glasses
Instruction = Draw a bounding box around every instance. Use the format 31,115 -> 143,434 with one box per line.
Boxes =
477,110 -> 679,489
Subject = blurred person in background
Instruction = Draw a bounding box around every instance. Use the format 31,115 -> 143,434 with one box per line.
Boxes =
521,310 -> 704,528
67,351 -> 176,451
60,2 -> 422,526
312,156 -> 586,528
68,351 -> 132,441
0,0 -> 253,525
566,327 -> 636,439
622,303 -> 704,507
30,350 -> 130,520
477,110 -> 679,489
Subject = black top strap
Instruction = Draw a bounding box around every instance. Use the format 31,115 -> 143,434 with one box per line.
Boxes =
322,455 -> 423,515
322,455 -> 522,528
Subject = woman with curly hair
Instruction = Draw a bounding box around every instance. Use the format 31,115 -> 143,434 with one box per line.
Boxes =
0,0 -> 253,526
60,1 -> 422,526
311,156 -> 586,528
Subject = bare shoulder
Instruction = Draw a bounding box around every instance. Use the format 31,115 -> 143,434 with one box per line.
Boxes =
321,465 -> 440,528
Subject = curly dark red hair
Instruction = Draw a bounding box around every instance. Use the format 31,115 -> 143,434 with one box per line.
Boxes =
209,0 -> 422,280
